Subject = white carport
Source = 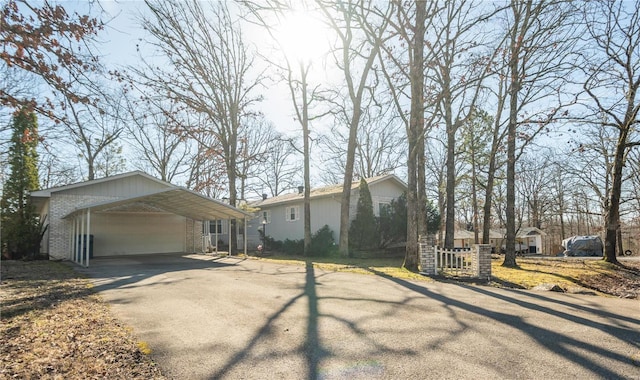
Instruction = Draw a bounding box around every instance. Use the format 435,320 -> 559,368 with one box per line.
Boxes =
62,187 -> 252,267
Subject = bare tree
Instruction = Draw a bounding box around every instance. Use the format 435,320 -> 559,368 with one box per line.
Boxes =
428,0 -> 502,249
236,117 -> 277,200
242,0 -> 331,254
94,141 -> 126,178
37,139 -> 80,188
425,137 -> 447,245
376,1 -> 435,270
458,108 -> 494,243
315,0 -> 393,257
56,87 -> 125,180
580,0 -> 640,263
318,97 -> 405,182
134,0 -> 263,253
123,96 -> 190,183
564,127 -> 615,230
252,134 -> 302,198
498,0 -> 579,267
516,151 -> 555,229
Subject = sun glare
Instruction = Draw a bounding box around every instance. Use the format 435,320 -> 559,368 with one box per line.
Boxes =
276,11 -> 330,63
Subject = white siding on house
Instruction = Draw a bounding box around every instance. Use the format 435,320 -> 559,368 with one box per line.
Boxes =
370,180 -> 404,198
310,197 -> 341,236
59,175 -> 170,197
250,174 -> 407,244
40,173 -> 201,259
270,203 -> 304,241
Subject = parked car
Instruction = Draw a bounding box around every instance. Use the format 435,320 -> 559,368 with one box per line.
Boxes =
562,235 -> 603,257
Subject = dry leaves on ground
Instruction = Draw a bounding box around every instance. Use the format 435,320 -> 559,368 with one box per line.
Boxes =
0,260 -> 166,380
577,261 -> 640,299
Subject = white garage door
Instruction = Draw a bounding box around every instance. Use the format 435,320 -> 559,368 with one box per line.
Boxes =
91,213 -> 187,256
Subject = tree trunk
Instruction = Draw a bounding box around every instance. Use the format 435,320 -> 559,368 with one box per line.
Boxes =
418,135 -> 427,236
603,129 -> 626,264
338,111 -> 360,257
301,64 -> 312,255
445,124 -> 456,249
471,150 -> 479,244
482,155 -> 497,244
502,1 -> 522,268
403,0 -> 426,271
228,134 -> 238,255
503,111 -> 517,267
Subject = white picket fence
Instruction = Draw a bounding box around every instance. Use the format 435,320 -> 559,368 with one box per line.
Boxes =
436,247 -> 476,276
419,236 -> 492,279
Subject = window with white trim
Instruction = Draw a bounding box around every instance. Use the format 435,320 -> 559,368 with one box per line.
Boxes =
378,202 -> 391,216
285,205 -> 300,222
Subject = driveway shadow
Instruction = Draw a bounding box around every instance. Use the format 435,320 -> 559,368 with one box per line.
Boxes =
367,268 -> 639,379
72,253 -> 235,293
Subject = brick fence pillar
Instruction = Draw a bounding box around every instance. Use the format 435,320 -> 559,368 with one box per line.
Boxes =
475,244 -> 492,280
419,235 -> 436,275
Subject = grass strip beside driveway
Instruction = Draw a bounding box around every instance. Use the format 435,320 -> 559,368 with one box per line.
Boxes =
252,253 -> 640,298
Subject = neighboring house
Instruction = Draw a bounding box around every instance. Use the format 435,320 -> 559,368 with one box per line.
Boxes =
247,174 -> 407,245
453,229 -> 503,250
31,171 -> 251,266
510,226 -> 547,254
453,226 -> 546,254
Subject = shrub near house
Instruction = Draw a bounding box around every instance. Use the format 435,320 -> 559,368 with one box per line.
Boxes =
349,179 -> 377,250
267,225 -> 337,256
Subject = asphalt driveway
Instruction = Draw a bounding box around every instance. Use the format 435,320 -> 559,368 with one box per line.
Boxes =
77,254 -> 640,380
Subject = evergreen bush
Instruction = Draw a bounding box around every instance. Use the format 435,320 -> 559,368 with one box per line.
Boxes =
349,179 -> 377,250
1,108 -> 43,260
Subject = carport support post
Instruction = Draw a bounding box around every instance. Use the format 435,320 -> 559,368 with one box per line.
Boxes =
79,212 -> 85,267
71,217 -> 77,263
86,208 -> 91,268
227,218 -> 231,256
243,217 -> 247,256
75,216 -> 79,264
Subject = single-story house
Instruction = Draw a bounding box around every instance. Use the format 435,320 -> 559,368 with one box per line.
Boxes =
31,171 -> 251,266
453,229 -> 503,249
454,226 -> 546,254
246,174 -> 407,245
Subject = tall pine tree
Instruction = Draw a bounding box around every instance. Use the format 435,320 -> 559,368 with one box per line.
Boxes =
1,107 -> 41,259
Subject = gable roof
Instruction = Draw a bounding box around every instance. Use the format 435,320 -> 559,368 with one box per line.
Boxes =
254,174 -> 407,208
62,187 -> 252,221
30,171 -> 171,197
454,229 -> 503,240
32,171 -> 251,221
491,227 -> 547,238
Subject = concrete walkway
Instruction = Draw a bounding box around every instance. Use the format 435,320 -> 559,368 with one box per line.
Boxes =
77,254 -> 640,380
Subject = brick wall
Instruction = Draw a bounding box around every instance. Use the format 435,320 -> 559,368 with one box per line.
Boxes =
419,235 -> 436,275
419,235 -> 492,280
48,194 -> 119,259
185,219 -> 203,253
476,244 -> 492,280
